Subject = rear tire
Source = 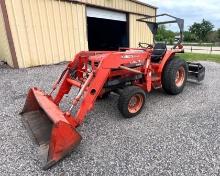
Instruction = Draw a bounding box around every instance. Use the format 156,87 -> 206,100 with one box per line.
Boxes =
162,57 -> 188,95
118,86 -> 146,118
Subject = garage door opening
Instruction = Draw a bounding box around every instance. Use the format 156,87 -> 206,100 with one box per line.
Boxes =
86,5 -> 129,51
87,17 -> 129,51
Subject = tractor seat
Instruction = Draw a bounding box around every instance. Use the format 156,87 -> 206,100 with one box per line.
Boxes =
151,43 -> 167,62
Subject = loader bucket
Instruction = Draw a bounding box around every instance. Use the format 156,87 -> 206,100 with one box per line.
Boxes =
21,88 -> 82,170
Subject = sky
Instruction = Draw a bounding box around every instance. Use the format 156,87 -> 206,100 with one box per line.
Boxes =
139,0 -> 220,31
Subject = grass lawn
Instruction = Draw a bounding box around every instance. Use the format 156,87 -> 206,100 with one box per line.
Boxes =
176,53 -> 220,63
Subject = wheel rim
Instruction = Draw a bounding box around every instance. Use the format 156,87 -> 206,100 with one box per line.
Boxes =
128,94 -> 144,114
175,66 -> 185,87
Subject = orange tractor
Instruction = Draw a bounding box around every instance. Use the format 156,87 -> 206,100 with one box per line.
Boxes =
21,14 -> 205,169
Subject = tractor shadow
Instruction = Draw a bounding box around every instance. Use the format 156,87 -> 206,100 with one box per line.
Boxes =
96,79 -> 203,118
61,79 -> 203,134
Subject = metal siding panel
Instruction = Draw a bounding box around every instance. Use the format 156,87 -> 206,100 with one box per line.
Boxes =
128,1 -> 133,12
67,0 -> 156,16
129,13 -> 134,47
21,0 -> 39,67
5,0 -> 155,67
139,4 -> 142,14
5,0 -> 22,67
86,0 -> 91,3
36,0 -> 49,64
123,0 -> 127,11
104,0 -> 112,8
132,1 -> 136,12
125,1 -> 128,11
82,4 -> 88,50
112,0 -> 116,9
8,0 -> 31,68
38,0 -> 54,64
29,0 -> 47,65
0,5 -> 13,66
71,4 -> 81,53
99,0 -> 105,6
53,0 -> 66,62
49,1 -> 61,63
117,0 -> 123,10
129,14 -> 153,48
60,2 -> 71,61
77,4 -> 84,51
66,3 -> 76,58
44,0 -> 56,64
5,0 -> 87,67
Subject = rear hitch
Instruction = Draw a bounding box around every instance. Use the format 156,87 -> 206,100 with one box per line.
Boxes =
187,62 -> 205,82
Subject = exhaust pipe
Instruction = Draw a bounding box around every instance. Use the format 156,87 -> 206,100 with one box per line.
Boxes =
21,88 -> 82,170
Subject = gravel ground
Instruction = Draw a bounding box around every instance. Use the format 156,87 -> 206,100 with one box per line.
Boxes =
0,61 -> 220,176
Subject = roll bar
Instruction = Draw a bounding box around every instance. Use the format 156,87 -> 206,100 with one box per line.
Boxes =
137,14 -> 184,49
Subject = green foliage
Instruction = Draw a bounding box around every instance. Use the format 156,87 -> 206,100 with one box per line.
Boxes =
207,31 -> 218,43
154,19 -> 216,43
176,53 -> 220,63
189,19 -> 214,42
155,25 -> 175,44
217,29 -> 220,39
183,31 -> 196,42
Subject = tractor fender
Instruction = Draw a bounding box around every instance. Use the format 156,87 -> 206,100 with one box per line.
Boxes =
158,51 -> 175,73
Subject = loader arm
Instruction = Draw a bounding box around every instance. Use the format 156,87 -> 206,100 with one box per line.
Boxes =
74,67 -> 111,124
52,51 -> 151,126
20,50 -> 151,169
74,52 -> 150,124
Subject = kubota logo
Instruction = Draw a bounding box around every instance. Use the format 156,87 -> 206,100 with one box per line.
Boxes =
121,54 -> 138,59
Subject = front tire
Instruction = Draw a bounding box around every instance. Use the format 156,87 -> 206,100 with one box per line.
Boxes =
118,86 -> 146,118
162,57 -> 188,95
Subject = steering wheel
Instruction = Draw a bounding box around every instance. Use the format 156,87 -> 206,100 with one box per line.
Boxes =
138,42 -> 154,49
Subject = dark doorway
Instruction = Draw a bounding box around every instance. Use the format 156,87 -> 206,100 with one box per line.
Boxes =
87,17 -> 129,51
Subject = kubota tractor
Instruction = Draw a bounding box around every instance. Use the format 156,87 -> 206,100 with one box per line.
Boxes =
21,14 -> 205,169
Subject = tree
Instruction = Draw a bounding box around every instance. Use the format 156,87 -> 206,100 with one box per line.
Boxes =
217,29 -> 220,40
189,19 -> 214,42
183,31 -> 196,42
207,31 -> 218,43
155,25 -> 166,41
155,25 -> 175,44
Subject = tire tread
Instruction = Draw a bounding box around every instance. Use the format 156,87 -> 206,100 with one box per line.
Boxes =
118,86 -> 146,118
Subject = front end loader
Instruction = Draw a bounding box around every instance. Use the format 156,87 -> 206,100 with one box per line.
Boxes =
20,14 -> 205,169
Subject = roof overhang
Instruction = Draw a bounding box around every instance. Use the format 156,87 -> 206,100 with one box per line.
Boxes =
65,0 -> 157,10
130,0 -> 158,9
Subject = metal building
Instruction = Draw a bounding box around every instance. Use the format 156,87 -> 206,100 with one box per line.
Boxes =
0,0 -> 156,68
